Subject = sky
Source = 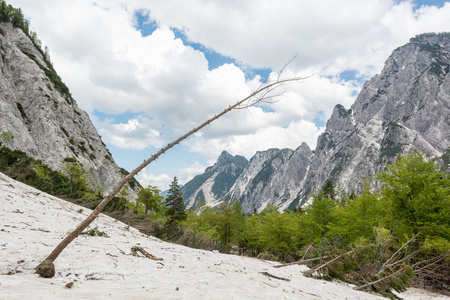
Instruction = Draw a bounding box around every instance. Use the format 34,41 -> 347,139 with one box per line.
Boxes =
8,0 -> 450,191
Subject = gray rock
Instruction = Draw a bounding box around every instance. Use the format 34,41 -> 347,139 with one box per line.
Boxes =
0,22 -> 135,195
182,32 -> 450,213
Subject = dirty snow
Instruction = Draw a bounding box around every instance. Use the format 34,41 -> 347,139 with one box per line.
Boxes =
0,172 -> 447,299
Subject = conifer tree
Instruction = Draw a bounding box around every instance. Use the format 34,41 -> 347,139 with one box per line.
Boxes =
165,176 -> 186,225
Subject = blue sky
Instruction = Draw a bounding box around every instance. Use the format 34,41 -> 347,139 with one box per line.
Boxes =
10,0 -> 450,190
134,10 -> 272,82
413,0 -> 447,7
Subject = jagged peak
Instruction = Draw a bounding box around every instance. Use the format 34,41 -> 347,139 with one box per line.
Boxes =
205,151 -> 248,173
294,142 -> 313,155
409,32 -> 450,46
217,150 -> 233,163
325,104 -> 354,132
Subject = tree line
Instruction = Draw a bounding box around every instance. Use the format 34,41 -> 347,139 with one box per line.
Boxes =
169,151 -> 448,297
106,149 -> 448,298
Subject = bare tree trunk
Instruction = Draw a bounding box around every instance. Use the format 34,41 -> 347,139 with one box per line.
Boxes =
35,67 -> 306,277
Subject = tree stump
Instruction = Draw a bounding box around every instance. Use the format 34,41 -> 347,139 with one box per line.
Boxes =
35,260 -> 55,278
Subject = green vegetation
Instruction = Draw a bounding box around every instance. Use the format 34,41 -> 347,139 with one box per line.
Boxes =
177,151 -> 449,297
81,227 -> 109,238
0,144 -> 447,295
137,184 -> 164,216
0,130 -> 13,147
0,147 -> 100,200
15,102 -> 27,119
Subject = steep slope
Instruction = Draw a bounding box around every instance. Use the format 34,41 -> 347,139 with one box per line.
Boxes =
182,32 -> 450,213
0,21 -> 133,193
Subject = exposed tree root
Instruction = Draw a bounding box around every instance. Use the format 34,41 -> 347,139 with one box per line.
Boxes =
130,246 -> 163,261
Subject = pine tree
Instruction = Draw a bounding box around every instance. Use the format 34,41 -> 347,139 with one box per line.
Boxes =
165,176 -> 186,225
322,178 -> 335,200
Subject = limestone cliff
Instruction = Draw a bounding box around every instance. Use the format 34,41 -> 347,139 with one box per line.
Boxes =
0,21 -> 134,194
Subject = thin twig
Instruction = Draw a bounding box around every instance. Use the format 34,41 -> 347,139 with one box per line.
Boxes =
130,246 -> 163,261
354,266 -> 409,291
260,271 -> 291,282
304,250 -> 356,277
274,255 -> 329,268
378,232 -> 421,275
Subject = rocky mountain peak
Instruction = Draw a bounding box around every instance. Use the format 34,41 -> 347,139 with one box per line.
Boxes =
326,104 -> 354,132
182,32 -> 450,213
205,151 -> 248,174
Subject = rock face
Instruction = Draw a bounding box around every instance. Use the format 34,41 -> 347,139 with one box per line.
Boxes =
228,143 -> 313,213
183,151 -> 248,210
0,22 -> 133,193
182,32 -> 450,213
298,33 -> 450,204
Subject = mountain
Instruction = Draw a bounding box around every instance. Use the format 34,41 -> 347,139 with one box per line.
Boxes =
182,32 -> 450,213
0,21 -> 135,193
183,151 -> 248,210
227,143 -> 313,213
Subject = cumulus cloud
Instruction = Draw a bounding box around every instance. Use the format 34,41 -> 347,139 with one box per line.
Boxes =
138,170 -> 171,191
10,0 -> 450,185
184,120 -> 324,162
95,116 -> 165,150
178,161 -> 209,184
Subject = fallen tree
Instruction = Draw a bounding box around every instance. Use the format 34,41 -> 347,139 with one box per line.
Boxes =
35,62 -> 307,277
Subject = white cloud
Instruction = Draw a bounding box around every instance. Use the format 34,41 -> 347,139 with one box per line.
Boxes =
184,120 -> 324,162
9,0 -> 450,182
138,161 -> 207,190
95,116 -> 165,150
178,161 -> 208,184
138,170 -> 171,191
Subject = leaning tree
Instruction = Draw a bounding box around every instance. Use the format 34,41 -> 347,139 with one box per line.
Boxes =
35,62 -> 307,277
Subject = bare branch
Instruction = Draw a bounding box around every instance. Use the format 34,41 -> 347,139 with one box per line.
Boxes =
273,255 -> 329,268
354,265 -> 409,291
378,232 -> 421,275
260,271 -> 291,282
304,249 -> 357,277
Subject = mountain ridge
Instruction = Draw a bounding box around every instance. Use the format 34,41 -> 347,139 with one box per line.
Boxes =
182,32 -> 450,213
